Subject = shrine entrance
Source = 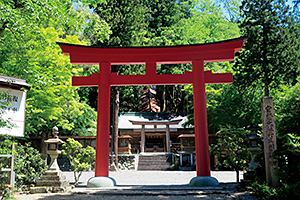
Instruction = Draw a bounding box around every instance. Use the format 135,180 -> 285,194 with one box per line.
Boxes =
145,137 -> 164,152
57,37 -> 246,187
129,119 -> 182,153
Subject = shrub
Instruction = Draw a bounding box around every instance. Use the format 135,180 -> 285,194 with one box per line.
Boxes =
252,134 -> 300,199
0,137 -> 47,192
14,143 -> 47,189
252,182 -> 300,200
252,183 -> 277,200
61,138 -> 95,185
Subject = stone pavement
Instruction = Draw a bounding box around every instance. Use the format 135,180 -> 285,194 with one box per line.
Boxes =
15,171 -> 257,200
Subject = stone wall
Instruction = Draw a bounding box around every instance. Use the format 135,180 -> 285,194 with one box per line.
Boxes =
109,154 -> 137,170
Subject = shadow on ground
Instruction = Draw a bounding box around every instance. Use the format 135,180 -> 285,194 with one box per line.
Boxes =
16,183 -> 258,200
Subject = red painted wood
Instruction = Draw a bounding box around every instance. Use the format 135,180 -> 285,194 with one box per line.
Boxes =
58,37 -> 246,179
72,71 -> 233,86
95,62 -> 111,177
68,50 -> 235,65
58,37 -> 246,65
192,60 -> 211,177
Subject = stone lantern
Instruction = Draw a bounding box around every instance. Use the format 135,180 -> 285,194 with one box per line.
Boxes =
44,126 -> 64,171
33,127 -> 70,194
243,123 -> 262,182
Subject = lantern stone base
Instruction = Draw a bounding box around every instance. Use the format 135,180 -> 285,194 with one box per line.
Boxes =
36,171 -> 69,187
87,177 -> 116,188
31,170 -> 71,193
30,185 -> 73,194
189,176 -> 219,187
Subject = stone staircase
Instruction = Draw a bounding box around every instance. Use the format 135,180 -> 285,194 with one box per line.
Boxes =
137,153 -> 173,171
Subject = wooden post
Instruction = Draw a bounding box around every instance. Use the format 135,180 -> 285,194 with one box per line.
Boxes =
10,142 -> 15,188
95,61 -> 111,177
0,141 -> 15,188
141,125 -> 145,153
192,60 -> 211,177
166,124 -> 171,152
261,96 -> 279,187
112,86 -> 119,169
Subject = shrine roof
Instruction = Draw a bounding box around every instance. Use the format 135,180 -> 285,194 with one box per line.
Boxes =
129,119 -> 182,125
118,112 -> 192,130
57,37 -> 247,65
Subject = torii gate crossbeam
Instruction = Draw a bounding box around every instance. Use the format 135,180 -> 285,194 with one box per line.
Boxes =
57,37 -> 246,187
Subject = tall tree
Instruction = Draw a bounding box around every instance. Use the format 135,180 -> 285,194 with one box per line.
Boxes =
235,0 -> 300,187
181,0 -> 242,131
234,0 -> 300,97
0,0 -> 105,139
143,0 -> 193,45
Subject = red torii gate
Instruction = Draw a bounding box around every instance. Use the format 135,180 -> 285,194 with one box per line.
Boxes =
57,37 -> 246,187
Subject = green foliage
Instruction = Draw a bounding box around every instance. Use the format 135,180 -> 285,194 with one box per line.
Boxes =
183,82 -> 263,134
0,137 -> 15,192
251,82 -> 300,197
14,143 -> 47,189
0,184 -> 15,200
234,0 -> 300,96
61,138 -> 95,184
142,0 -> 193,46
0,0 -> 99,137
181,0 -> 243,129
181,0 -> 240,44
252,182 -> 300,200
0,137 -> 47,191
210,127 -> 250,173
92,0 -> 148,47
275,133 -> 300,184
252,108 -> 300,199
251,183 -> 277,200
218,0 -> 241,21
275,80 -> 300,137
83,0 -> 196,113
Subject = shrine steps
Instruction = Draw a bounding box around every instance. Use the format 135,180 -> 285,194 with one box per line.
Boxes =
137,153 -> 173,171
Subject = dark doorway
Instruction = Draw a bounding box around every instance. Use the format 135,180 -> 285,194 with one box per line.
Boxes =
146,137 -> 165,152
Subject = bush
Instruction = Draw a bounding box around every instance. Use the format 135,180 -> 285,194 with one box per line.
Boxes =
61,138 -> 95,185
252,134 -> 300,199
275,134 -> 300,184
14,143 -> 47,189
252,182 -> 300,200
0,137 -> 47,191
252,183 -> 277,200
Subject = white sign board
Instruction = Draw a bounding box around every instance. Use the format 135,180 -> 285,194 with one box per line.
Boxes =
0,88 -> 26,137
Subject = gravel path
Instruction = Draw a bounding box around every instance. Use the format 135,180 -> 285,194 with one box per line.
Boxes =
14,171 -> 257,200
63,170 -> 244,186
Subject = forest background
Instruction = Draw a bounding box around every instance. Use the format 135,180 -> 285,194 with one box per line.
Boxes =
1,0 -> 299,138
0,0 -> 300,198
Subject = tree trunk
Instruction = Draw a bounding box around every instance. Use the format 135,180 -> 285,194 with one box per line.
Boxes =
236,169 -> 239,183
163,85 -> 166,112
41,131 -> 48,164
112,86 -> 119,169
264,82 -> 270,97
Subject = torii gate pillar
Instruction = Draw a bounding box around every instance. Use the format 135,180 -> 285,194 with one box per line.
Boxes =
189,60 -> 218,185
57,37 -> 246,187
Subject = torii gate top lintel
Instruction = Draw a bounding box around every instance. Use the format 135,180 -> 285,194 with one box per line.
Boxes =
58,37 -> 247,87
57,37 -> 247,65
